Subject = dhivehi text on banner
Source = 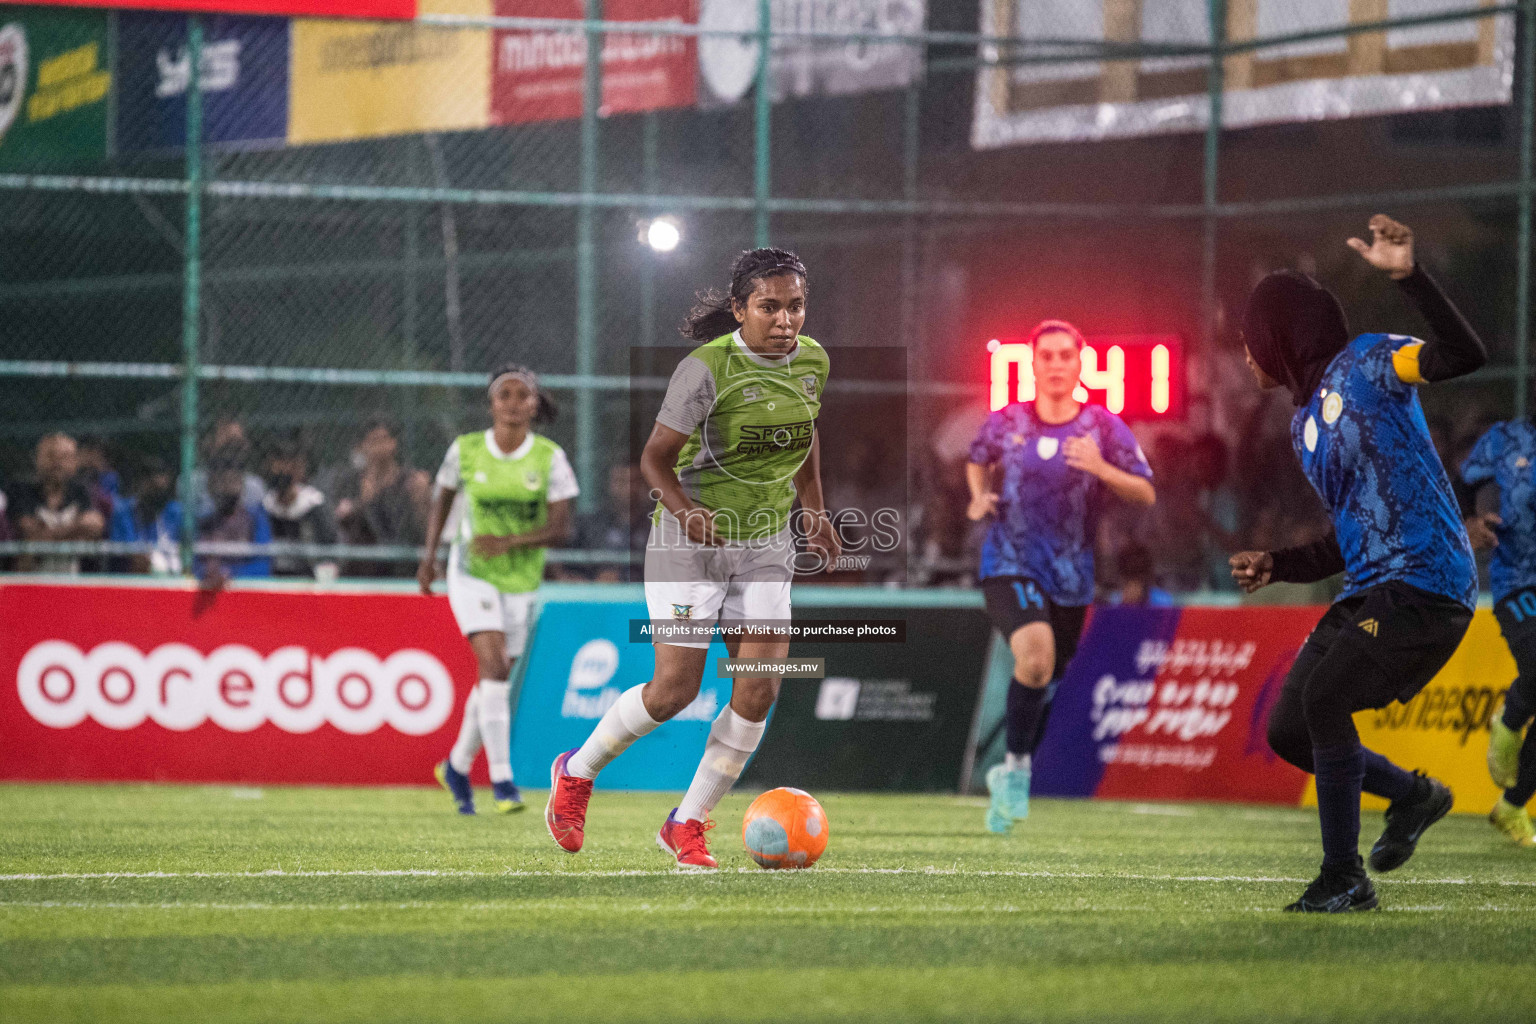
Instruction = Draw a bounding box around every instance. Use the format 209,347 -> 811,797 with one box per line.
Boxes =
1031,605 -> 1317,805
492,0 -> 696,124
0,6 -> 109,170
696,0 -> 925,106
288,0 -> 489,144
972,0 -> 1514,148
116,12 -> 289,152
26,1 -> 418,19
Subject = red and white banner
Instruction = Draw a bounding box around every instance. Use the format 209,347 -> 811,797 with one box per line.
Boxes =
1034,605 -> 1319,805
491,0 -> 695,125
0,582 -> 480,784
26,1 -> 419,19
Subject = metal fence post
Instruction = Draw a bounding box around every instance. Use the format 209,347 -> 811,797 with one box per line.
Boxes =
754,0 -> 772,247
1201,0 -> 1226,380
178,14 -> 204,575
575,0 -> 602,511
1518,0 -> 1534,417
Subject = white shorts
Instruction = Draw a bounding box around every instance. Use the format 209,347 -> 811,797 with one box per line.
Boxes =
643,510 -> 793,649
447,560 -> 536,658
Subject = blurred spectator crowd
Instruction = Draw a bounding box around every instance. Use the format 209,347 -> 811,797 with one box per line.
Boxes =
0,416 -> 432,584
0,385 -> 1505,598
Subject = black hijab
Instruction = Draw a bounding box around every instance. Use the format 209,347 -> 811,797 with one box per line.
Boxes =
1242,270 -> 1350,407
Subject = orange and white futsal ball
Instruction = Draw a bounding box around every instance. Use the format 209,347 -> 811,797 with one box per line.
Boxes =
742,787 -> 828,869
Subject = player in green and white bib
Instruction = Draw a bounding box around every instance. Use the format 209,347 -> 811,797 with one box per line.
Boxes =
419,363 -> 578,816
546,248 -> 841,869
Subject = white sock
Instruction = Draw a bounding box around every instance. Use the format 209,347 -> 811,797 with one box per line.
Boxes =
477,679 -> 513,784
1005,752 -> 1032,773
448,685 -> 482,775
676,706 -> 767,823
567,684 -> 662,780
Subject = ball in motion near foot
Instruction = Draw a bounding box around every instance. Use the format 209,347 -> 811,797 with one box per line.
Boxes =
742,787 -> 828,869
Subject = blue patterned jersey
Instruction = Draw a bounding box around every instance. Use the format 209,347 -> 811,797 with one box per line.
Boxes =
969,402 -> 1152,605
1460,419 -> 1536,602
1292,333 -> 1476,609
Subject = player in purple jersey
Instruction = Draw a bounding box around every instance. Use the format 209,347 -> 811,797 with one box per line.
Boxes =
966,320 -> 1155,832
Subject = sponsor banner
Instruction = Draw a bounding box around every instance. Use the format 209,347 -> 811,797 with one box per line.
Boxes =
1033,606 -> 1316,804
1304,608 -> 1517,815
116,12 -> 288,151
0,7 -> 109,170
741,606 -> 992,792
0,582 -> 480,785
491,0 -> 695,125
287,0 -> 490,144
697,0 -> 925,106
28,1 -> 418,19
973,0 -> 1514,148
510,599 -> 732,791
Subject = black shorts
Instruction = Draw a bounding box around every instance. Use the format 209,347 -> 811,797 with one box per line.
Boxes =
1493,585 -> 1536,680
981,575 -> 1089,681
1296,581 -> 1473,707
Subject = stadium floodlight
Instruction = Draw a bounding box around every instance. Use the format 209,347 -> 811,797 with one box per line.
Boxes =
642,216 -> 682,254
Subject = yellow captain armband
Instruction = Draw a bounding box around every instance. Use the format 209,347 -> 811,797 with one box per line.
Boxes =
1392,342 -> 1427,385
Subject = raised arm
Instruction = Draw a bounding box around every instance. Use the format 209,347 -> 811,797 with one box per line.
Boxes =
1347,214 -> 1487,382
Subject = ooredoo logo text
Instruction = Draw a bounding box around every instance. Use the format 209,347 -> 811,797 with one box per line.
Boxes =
17,641 -> 454,736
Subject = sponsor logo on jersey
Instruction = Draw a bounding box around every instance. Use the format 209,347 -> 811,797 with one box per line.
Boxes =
671,603 -> 692,619
1322,391 -> 1344,425
1357,618 -> 1379,637
737,419 -> 815,455
16,641 -> 454,735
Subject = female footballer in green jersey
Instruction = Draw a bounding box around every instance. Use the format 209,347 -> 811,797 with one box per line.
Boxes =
546,248 -> 841,868
419,364 -> 579,815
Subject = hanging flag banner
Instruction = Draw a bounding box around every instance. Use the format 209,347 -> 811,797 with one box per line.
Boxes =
287,0 -> 489,144
116,12 -> 289,151
26,1 -> 419,19
491,0 -> 696,125
0,6 -> 109,170
696,0 -> 926,107
972,0 -> 1514,148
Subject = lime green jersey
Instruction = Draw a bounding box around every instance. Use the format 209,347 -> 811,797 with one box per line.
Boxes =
653,331 -> 830,542
437,430 -> 578,593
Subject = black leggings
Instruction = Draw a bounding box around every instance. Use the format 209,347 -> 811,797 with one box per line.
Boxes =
1267,583 -> 1471,772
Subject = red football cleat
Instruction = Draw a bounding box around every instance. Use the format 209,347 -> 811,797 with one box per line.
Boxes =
545,748 -> 593,854
657,809 -> 718,870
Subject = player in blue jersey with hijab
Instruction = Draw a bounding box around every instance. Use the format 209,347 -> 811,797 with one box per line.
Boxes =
967,319 -> 1156,833
1230,215 -> 1487,911
1460,420 -> 1536,848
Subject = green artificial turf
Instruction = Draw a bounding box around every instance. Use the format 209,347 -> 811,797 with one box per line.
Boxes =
2,783 -> 1533,1022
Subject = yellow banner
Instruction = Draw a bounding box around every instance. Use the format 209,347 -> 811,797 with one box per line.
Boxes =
288,0 -> 489,145
1301,609 -> 1517,815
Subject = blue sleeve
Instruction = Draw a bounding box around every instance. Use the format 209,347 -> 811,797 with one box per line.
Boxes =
108,499 -> 137,542
968,411 -> 1007,466
1460,426 -> 1503,488
1100,413 -> 1153,479
1358,334 -> 1419,395
231,505 -> 273,579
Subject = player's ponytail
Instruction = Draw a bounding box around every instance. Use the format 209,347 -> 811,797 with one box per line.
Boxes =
681,247 -> 809,343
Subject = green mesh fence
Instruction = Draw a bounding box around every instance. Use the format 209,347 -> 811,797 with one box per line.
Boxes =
0,1 -> 1532,587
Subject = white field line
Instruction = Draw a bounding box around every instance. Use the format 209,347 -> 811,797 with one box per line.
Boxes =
3,899 -> 1532,914
3,866 -> 1536,887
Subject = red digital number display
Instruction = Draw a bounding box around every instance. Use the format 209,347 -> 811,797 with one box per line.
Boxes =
988,333 -> 1185,420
